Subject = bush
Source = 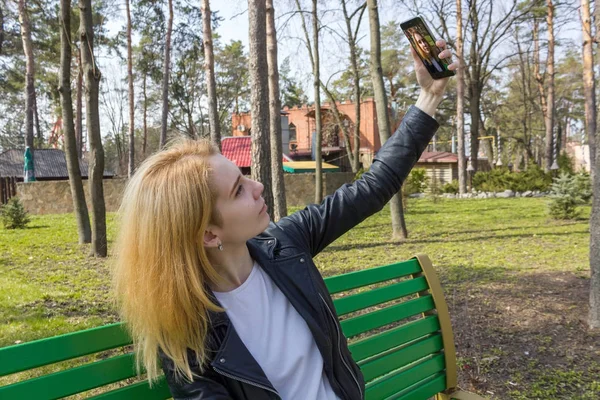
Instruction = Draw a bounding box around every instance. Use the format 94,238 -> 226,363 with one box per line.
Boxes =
557,152 -> 575,175
404,168 -> 429,195
442,180 -> 459,194
548,172 -> 583,220
473,165 -> 552,193
574,171 -> 592,203
1,197 -> 31,229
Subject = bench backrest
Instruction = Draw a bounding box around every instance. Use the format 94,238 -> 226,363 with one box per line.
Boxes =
325,254 -> 457,400
0,254 -> 455,400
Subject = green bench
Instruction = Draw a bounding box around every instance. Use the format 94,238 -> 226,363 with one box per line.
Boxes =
0,254 -> 484,400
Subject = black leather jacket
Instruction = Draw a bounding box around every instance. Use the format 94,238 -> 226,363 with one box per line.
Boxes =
160,106 -> 440,400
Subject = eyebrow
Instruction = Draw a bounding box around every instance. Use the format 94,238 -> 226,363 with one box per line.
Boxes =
229,175 -> 242,198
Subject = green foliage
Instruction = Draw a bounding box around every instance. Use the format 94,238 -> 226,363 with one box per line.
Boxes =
1,198 -> 31,229
353,167 -> 365,182
548,172 -> 584,220
280,57 -> 308,108
442,180 -> 459,194
403,168 -> 429,195
575,171 -> 592,203
557,152 -> 575,175
473,165 -> 552,193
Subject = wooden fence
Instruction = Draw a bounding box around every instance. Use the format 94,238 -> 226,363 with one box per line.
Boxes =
1,177 -> 17,205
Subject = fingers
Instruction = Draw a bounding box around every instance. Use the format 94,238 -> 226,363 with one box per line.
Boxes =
436,39 -> 446,48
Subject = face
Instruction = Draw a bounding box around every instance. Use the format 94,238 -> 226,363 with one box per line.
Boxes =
414,33 -> 430,55
205,154 -> 271,247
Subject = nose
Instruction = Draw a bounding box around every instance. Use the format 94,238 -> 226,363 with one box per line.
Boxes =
252,179 -> 264,199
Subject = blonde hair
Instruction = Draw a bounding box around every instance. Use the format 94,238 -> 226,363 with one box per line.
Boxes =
408,29 -> 435,62
112,138 -> 224,384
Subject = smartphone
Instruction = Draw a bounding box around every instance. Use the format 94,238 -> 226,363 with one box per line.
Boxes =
400,16 -> 455,80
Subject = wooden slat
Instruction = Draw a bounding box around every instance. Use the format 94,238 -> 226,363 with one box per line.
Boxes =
360,334 -> 443,382
349,315 -> 440,362
324,259 -> 422,294
395,373 -> 447,400
365,354 -> 445,400
333,276 -> 429,316
0,353 -> 137,400
0,323 -> 131,376
89,376 -> 172,400
341,295 -> 435,338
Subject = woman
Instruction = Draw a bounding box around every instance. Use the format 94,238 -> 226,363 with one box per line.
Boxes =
409,29 -> 449,74
113,40 -> 456,400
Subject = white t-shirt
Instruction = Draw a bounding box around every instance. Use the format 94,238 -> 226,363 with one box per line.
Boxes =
213,262 -> 339,400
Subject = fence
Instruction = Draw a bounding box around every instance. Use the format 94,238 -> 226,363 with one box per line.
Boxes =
1,177 -> 17,205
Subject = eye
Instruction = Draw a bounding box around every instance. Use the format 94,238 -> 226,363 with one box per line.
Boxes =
235,184 -> 243,197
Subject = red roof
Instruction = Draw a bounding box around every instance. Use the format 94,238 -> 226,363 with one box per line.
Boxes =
221,136 -> 292,168
418,151 -> 458,163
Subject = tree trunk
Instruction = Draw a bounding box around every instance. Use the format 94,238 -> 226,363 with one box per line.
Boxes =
584,0 -> 597,172
142,73 -> 148,155
367,0 -> 407,239
533,20 -> 549,170
341,0 -> 364,174
312,0 -> 323,203
544,0 -> 555,171
33,94 -> 41,143
582,0 -> 600,328
248,0 -> 274,212
126,0 -> 135,177
467,0 -> 480,173
159,0 -> 173,149
79,0 -> 107,257
59,0 -> 91,244
266,0 -> 287,220
18,0 -> 35,158
456,0 -> 466,194
76,46 -> 84,159
202,0 -> 221,149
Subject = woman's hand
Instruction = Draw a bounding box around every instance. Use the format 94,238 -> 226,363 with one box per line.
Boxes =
412,39 -> 458,116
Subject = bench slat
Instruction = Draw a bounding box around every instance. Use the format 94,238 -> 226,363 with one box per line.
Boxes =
349,315 -> 440,362
0,353 -> 137,400
325,259 -> 422,294
340,295 -> 435,338
333,276 -> 429,316
365,353 -> 445,399
360,334 -> 443,382
396,372 -> 447,400
0,323 -> 131,377
89,376 -> 172,400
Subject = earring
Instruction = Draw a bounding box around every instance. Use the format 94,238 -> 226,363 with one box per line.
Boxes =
217,242 -> 223,251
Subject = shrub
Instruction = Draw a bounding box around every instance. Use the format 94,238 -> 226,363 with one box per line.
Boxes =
404,168 -> 429,195
548,172 -> 583,220
473,165 -> 552,193
1,197 -> 31,229
442,180 -> 459,194
574,171 -> 592,203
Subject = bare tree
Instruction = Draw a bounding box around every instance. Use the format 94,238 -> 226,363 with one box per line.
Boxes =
295,0 -> 323,203
456,0 -> 466,194
266,0 -> 287,220
59,0 -> 91,244
202,0 -> 221,149
17,0 -> 36,158
126,0 -> 135,176
248,0 -> 274,211
79,0 -> 107,257
367,0 -> 407,239
159,0 -> 173,149
582,0 -> 599,329
76,46 -> 84,159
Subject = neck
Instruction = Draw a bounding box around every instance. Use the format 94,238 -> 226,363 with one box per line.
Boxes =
208,242 -> 254,293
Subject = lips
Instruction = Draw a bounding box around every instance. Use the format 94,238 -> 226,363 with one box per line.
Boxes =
260,202 -> 267,214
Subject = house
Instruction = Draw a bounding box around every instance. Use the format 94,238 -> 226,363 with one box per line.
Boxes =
0,149 -> 114,181
232,99 -> 384,171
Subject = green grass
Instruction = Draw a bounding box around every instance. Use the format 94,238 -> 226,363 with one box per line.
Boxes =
0,197 -> 596,399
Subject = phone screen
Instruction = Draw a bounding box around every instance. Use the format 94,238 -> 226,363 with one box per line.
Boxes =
400,17 -> 455,79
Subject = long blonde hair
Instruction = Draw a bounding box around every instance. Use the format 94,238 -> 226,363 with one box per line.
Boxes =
112,138 -> 224,384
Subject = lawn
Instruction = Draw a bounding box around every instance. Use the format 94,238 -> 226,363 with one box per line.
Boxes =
0,197 -> 597,399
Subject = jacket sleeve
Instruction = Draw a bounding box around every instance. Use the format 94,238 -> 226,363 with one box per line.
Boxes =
159,350 -> 233,400
276,105 -> 439,257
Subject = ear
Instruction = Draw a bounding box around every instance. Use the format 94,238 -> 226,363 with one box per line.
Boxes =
203,228 -> 220,249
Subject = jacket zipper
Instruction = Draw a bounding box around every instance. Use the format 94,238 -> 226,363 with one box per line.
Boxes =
213,366 -> 280,398
319,293 -> 363,399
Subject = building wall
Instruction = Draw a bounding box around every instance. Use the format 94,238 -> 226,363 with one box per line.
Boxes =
415,162 -> 457,187
17,172 -> 356,215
